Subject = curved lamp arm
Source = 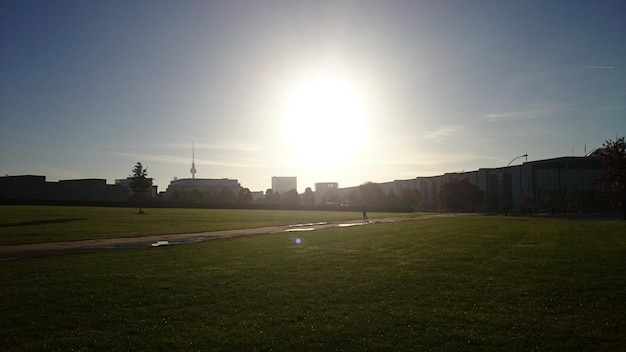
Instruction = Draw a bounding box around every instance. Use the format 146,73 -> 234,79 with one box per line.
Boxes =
507,154 -> 528,167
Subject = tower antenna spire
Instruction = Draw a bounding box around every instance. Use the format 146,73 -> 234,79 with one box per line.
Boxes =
190,142 -> 197,179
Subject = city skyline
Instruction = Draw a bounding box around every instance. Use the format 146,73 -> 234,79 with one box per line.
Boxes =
1,1 -> 624,193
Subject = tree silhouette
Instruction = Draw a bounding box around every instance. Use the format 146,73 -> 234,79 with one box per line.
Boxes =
359,182 -> 386,208
400,188 -> 423,210
129,162 -> 151,214
219,187 -> 237,204
264,189 -> 274,205
596,137 -> 626,219
386,190 -> 401,208
272,191 -> 282,205
346,189 -> 362,206
439,178 -> 484,211
237,188 -> 253,204
282,188 -> 301,206
187,189 -> 205,203
302,187 -> 316,206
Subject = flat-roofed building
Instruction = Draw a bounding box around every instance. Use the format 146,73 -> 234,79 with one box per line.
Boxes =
271,176 -> 297,194
0,175 -> 133,202
164,178 -> 241,199
315,182 -> 339,205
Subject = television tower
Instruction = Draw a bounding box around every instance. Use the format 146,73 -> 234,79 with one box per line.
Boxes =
190,142 -> 197,179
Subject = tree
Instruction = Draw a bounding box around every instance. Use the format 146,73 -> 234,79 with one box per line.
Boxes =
519,193 -> 533,214
272,191 -> 282,205
386,190 -> 401,208
218,187 -> 237,204
346,189 -> 362,206
302,187 -> 316,206
282,188 -> 301,206
439,178 -> 484,211
237,188 -> 253,204
129,162 -> 152,213
359,182 -> 386,208
400,188 -> 423,210
596,137 -> 626,219
564,189 -> 582,213
187,188 -> 205,203
264,189 -> 274,205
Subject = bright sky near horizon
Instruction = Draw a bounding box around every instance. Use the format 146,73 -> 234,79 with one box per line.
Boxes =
1,0 -> 624,193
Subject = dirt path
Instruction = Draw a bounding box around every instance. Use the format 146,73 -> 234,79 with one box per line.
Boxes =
0,213 -> 472,261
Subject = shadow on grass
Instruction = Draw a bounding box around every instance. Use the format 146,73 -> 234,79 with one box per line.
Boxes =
0,218 -> 88,228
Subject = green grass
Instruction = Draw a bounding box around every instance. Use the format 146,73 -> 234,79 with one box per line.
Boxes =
1,216 -> 625,351
0,205 -> 414,245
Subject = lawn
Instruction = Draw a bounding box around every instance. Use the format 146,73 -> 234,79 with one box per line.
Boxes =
0,205 -> 415,245
1,215 -> 625,351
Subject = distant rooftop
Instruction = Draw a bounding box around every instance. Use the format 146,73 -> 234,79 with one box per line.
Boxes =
587,148 -> 605,157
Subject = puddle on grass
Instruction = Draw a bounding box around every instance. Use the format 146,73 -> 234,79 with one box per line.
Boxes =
95,220 -> 379,251
286,221 -> 369,232
285,228 -> 316,232
106,236 -> 222,250
288,222 -> 327,228
338,223 -> 366,227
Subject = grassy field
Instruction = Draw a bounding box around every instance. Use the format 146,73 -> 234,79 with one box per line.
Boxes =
1,214 -> 625,351
0,205 -> 414,245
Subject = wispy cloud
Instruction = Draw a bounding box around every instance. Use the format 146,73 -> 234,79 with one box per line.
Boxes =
424,125 -> 462,140
363,148 -> 505,178
483,111 -> 539,121
585,66 -> 615,69
482,106 -> 557,121
196,142 -> 260,152
155,142 -> 260,152
111,151 -> 261,169
110,151 -> 186,164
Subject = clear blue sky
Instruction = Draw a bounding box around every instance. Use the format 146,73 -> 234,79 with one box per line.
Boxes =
1,0 -> 624,193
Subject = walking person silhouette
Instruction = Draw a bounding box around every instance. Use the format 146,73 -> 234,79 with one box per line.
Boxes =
362,203 -> 369,223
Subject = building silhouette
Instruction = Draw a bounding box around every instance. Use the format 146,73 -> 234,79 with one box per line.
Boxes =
315,182 -> 339,205
336,154 -> 608,213
0,152 -> 612,212
0,175 -> 133,202
271,176 -> 297,194
163,178 -> 241,200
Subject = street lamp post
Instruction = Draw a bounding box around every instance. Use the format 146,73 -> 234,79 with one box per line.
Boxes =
504,154 -> 528,214
507,154 -> 528,168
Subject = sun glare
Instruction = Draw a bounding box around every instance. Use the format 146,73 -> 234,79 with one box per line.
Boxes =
281,69 -> 369,168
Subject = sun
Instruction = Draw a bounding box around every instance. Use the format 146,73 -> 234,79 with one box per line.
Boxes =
280,69 -> 369,168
